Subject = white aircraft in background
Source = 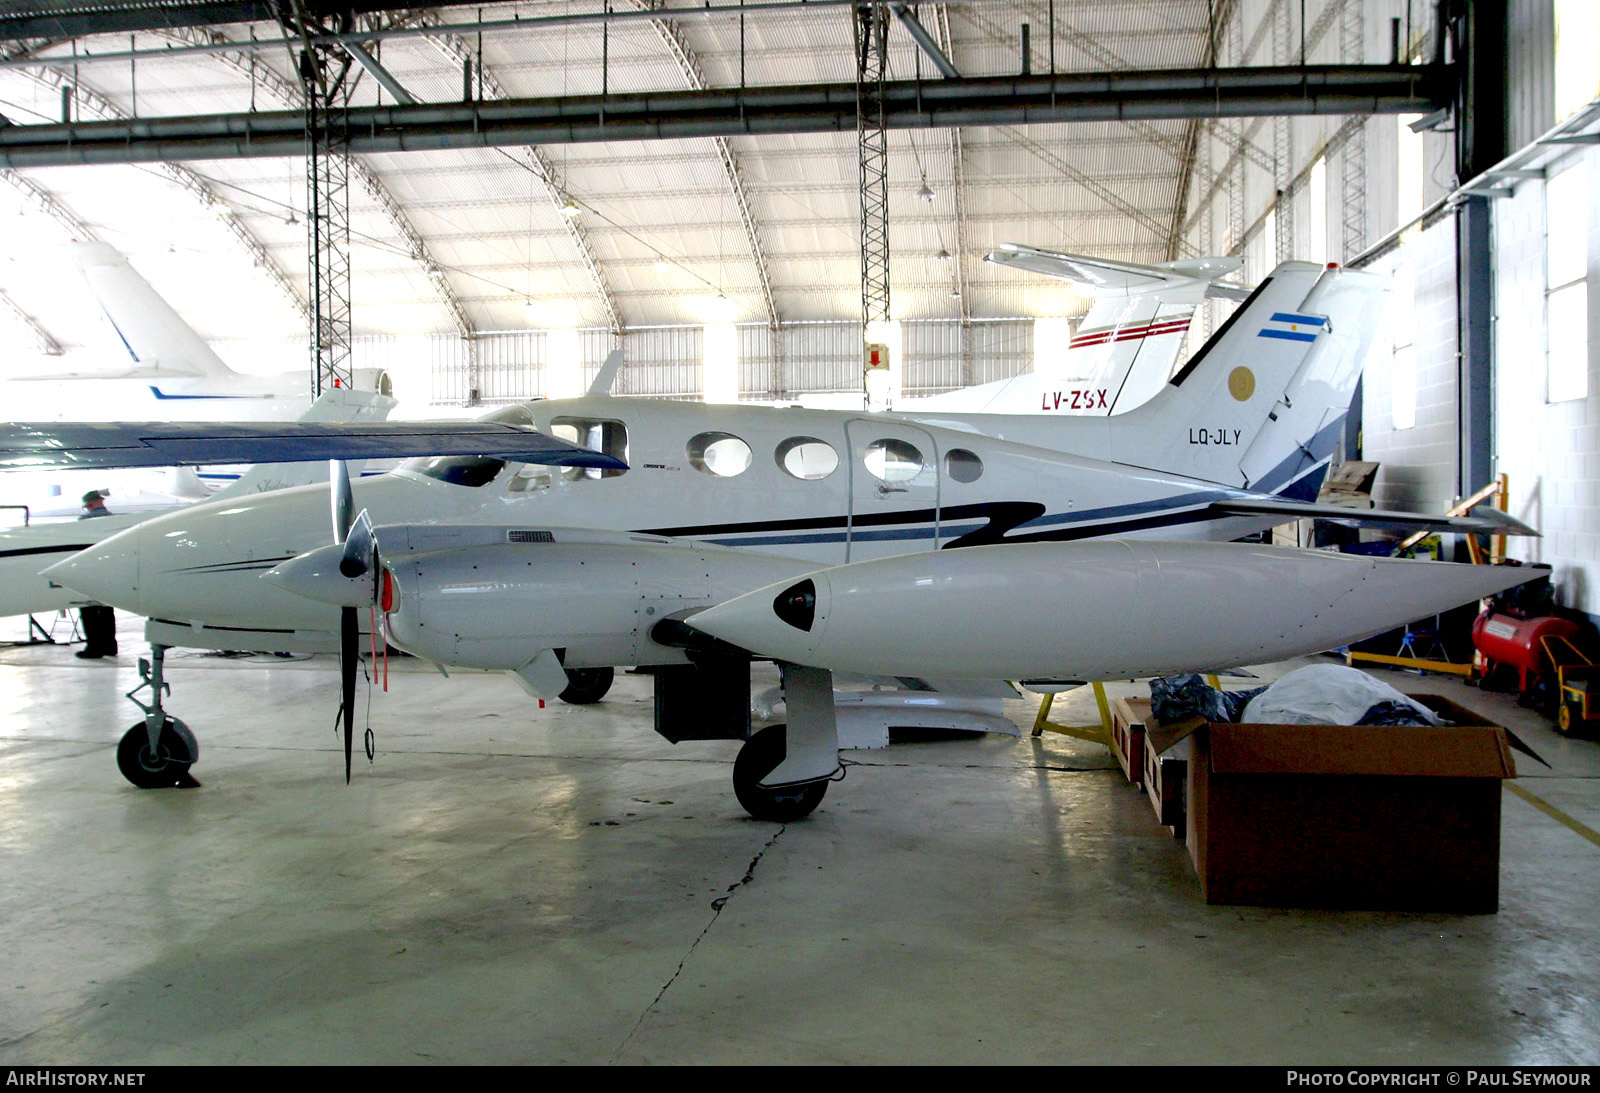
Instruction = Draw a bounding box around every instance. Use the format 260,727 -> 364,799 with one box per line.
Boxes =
2,241 -> 391,518
27,259 -> 1536,817
0,385 -> 397,620
907,245 -> 1248,416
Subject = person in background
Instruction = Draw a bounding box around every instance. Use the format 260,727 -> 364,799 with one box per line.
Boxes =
76,491 -> 118,659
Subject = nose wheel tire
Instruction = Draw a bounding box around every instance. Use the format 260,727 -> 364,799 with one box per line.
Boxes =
559,666 -> 615,705
116,719 -> 194,789
733,725 -> 829,822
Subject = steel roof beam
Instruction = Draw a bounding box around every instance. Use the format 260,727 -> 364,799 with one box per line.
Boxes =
634,2 -> 782,332
157,24 -> 472,340
343,40 -> 415,105
414,15 -> 624,335
0,65 -> 1452,167
0,2 -> 483,42
2,48 -> 310,323
0,287 -> 63,354
891,3 -> 959,79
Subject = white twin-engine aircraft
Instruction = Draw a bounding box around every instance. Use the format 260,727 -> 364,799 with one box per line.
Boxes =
21,260 -> 1536,820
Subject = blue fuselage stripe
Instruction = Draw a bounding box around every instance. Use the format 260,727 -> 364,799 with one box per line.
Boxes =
1258,329 -> 1318,343
1268,312 -> 1327,326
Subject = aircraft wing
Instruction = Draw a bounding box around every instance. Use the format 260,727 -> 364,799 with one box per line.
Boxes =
1210,498 -> 1538,536
0,420 -> 625,472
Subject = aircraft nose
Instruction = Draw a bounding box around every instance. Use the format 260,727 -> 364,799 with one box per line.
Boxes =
42,524 -> 145,614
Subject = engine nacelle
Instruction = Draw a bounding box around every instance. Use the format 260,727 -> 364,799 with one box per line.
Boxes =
350,368 -> 393,398
382,534 -> 816,671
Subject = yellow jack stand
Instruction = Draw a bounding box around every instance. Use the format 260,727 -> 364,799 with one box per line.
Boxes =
1030,676 -> 1224,746
1031,682 -> 1113,744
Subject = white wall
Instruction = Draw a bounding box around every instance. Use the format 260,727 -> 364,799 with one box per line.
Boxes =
1360,216 -> 1461,516
1493,145 -> 1600,613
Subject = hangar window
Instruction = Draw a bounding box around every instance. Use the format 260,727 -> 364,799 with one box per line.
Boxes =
776,437 -> 839,480
551,417 -> 629,480
687,432 -> 753,477
945,449 -> 983,483
864,438 -> 923,483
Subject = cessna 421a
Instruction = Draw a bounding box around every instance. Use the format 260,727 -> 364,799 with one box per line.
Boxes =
23,259 -> 1535,819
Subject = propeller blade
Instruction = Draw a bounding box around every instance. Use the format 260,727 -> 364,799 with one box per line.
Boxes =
340,509 -> 374,580
341,604 -> 357,784
331,459 -> 354,544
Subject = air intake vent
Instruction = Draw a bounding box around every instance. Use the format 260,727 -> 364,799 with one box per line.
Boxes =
507,529 -> 554,544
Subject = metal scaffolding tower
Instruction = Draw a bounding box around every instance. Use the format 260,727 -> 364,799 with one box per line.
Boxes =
1339,0 -> 1368,263
855,1 -> 891,338
284,2 -> 355,396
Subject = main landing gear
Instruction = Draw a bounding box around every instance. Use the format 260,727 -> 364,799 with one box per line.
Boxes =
733,725 -> 830,822
730,665 -> 842,822
116,644 -> 199,788
559,666 -> 614,705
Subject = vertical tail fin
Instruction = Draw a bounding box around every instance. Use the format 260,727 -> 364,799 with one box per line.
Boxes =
1109,262 -> 1390,492
70,242 -> 232,379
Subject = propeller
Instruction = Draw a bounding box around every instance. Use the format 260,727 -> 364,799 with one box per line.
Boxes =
329,461 -> 381,784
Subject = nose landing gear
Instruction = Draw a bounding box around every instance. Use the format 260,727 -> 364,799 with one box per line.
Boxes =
116,644 -> 199,788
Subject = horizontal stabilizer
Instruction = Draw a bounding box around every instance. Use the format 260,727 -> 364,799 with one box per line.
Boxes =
985,243 -> 1244,297
0,421 -> 626,472
6,362 -> 205,381
1211,498 -> 1539,537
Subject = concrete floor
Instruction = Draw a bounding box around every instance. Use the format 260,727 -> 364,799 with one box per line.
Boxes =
1,613 -> 1597,1065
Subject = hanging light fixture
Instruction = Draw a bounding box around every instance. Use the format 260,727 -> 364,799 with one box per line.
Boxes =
654,256 -> 671,273
916,177 -> 935,202
935,247 -> 952,261
559,195 -> 581,217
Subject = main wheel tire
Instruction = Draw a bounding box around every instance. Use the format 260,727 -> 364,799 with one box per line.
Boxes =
559,666 -> 614,705
733,725 -> 828,822
116,719 -> 193,789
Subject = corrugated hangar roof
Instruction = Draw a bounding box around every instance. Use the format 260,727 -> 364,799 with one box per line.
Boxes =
0,0 -> 1219,369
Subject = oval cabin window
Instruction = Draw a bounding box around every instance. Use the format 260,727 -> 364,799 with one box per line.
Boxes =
945,448 -> 983,483
775,437 -> 840,480
864,438 -> 924,483
687,432 -> 754,477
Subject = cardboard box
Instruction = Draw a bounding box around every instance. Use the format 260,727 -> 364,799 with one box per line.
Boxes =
1111,697 -> 1148,786
1146,695 -> 1515,912
1142,728 -> 1189,833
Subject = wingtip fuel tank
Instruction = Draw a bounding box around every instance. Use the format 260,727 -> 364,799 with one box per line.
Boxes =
687,541 -> 1539,681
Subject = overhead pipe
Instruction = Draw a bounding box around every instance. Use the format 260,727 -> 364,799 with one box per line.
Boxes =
0,65 -> 1453,170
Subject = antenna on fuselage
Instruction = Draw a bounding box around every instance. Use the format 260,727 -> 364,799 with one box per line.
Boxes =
586,349 -> 623,397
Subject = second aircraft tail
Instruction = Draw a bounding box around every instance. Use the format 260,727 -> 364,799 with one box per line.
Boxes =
1105,261 -> 1390,497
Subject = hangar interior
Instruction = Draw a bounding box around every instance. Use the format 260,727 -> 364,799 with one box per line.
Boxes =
1,0 -> 1599,1066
